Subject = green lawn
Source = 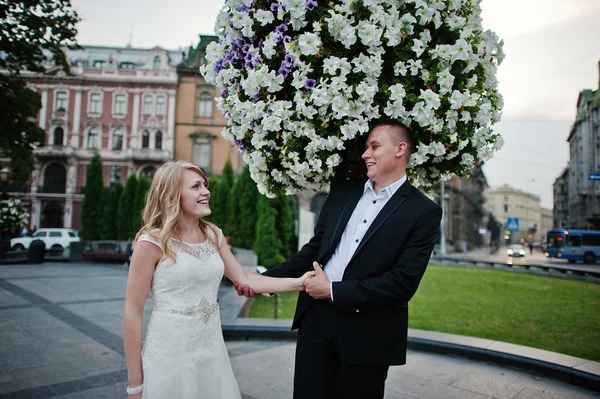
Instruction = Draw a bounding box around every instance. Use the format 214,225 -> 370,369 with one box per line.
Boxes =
247,265 -> 600,361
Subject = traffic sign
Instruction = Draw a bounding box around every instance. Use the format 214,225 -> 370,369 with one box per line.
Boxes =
507,217 -> 519,232
589,173 -> 600,181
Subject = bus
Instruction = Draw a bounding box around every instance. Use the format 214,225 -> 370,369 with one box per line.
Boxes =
545,228 -> 600,264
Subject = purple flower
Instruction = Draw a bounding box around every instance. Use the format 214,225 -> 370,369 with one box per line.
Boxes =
306,0 -> 317,10
275,33 -> 284,42
304,79 -> 317,89
278,66 -> 290,77
276,23 -> 288,33
283,35 -> 292,44
270,3 -> 279,12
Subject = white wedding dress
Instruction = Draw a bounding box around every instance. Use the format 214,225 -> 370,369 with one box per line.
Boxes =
138,227 -> 241,399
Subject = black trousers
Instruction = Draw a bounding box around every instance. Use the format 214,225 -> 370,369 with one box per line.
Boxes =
293,301 -> 389,399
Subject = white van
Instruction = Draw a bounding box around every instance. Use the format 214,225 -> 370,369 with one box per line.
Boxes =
10,228 -> 80,250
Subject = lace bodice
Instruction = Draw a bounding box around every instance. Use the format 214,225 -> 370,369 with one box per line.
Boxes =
139,226 -> 227,371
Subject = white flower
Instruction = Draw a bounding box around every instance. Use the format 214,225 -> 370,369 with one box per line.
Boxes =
420,89 -> 441,110
412,39 -> 426,57
461,153 -> 475,166
408,59 -> 422,75
255,10 -> 274,25
298,32 -> 321,56
451,38 -> 471,63
394,61 -> 408,76
357,22 -> 383,47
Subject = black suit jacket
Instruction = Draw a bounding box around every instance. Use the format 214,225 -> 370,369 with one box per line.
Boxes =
263,179 -> 442,366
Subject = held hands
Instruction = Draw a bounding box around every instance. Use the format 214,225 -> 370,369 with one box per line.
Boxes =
304,262 -> 331,300
233,261 -> 330,299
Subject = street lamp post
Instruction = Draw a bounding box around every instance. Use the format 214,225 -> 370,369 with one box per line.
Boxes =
439,180 -> 447,256
0,167 -> 9,201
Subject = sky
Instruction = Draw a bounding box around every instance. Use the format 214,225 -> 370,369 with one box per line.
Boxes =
70,0 -> 600,209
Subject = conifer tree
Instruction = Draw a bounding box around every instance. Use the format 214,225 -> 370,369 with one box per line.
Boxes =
116,174 -> 137,240
254,195 -> 284,268
81,152 -> 103,240
131,176 -> 151,236
235,165 -> 259,248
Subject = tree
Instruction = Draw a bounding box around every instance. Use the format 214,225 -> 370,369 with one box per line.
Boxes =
225,178 -> 241,242
274,192 -> 296,257
254,196 -> 284,268
0,0 -> 79,188
117,174 -> 137,240
99,182 -> 122,240
211,160 -> 234,232
234,165 -> 259,248
131,176 -> 151,237
204,176 -> 219,224
487,212 -> 502,243
81,153 -> 103,240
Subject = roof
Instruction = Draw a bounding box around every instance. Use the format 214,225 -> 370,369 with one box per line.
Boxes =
62,44 -> 185,68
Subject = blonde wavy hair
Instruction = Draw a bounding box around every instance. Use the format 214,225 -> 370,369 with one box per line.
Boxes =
135,160 -> 218,261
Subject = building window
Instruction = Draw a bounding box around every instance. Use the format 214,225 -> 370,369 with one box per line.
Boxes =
192,134 -> 214,174
87,128 -> 99,149
109,165 -> 121,186
504,204 -> 508,213
113,94 -> 126,115
53,127 -> 64,146
143,95 -> 153,116
112,128 -> 124,150
153,56 -> 161,71
55,91 -> 67,111
155,131 -> 162,149
93,60 -> 105,68
197,92 -> 213,118
141,130 -> 150,149
141,166 -> 156,180
120,62 -> 136,70
89,93 -> 102,114
156,96 -> 166,116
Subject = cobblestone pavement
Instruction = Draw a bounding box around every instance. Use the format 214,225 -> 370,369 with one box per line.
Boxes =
0,262 -> 598,399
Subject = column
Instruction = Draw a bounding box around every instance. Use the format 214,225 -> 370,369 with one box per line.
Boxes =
167,91 -> 176,157
40,88 -> 48,130
72,88 -> 82,147
64,197 -> 73,228
131,91 -> 141,149
31,198 -> 41,229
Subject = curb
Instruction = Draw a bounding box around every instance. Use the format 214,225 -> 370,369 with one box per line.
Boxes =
222,321 -> 600,392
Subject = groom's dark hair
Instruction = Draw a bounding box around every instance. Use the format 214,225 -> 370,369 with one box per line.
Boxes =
372,120 -> 413,157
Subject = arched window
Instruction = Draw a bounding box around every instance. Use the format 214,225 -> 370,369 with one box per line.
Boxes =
197,92 -> 213,118
155,131 -> 162,149
53,127 -> 64,146
87,128 -> 98,149
141,130 -> 150,149
141,166 -> 156,180
112,128 -> 123,150
55,91 -> 67,111
43,163 -> 67,193
153,56 -> 161,71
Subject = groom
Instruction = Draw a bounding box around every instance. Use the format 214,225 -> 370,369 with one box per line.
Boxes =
238,122 -> 442,399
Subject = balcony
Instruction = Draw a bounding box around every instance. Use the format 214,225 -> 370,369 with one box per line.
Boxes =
34,145 -> 74,157
37,185 -> 66,194
128,148 -> 172,161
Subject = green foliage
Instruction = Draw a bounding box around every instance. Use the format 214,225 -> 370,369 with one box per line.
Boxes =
211,160 -> 235,232
487,212 -> 502,242
254,196 -> 285,268
234,165 -> 259,248
225,178 -> 241,241
0,199 -> 29,236
131,176 -> 151,236
81,153 -> 103,240
116,174 -> 137,240
274,192 -> 296,257
0,0 -> 79,188
99,182 -> 122,239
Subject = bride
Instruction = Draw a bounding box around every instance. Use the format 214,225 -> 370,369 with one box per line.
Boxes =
122,161 -> 314,398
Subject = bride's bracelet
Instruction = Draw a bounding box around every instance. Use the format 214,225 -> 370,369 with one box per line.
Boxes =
126,384 -> 143,396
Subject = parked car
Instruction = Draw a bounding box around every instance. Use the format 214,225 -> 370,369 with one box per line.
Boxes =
507,244 -> 526,257
10,228 -> 80,250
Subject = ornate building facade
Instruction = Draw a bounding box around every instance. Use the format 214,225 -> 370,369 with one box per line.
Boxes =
8,45 -> 182,230
175,35 -> 243,175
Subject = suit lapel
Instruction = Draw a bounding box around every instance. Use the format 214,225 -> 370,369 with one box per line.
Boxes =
348,180 -> 413,263
322,182 -> 364,263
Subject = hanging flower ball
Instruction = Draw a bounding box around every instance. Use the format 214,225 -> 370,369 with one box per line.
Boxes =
201,0 -> 505,195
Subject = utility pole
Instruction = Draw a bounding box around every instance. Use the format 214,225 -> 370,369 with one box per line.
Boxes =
439,180 -> 447,255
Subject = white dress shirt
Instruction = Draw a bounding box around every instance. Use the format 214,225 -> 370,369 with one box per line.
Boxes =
325,175 -> 407,301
